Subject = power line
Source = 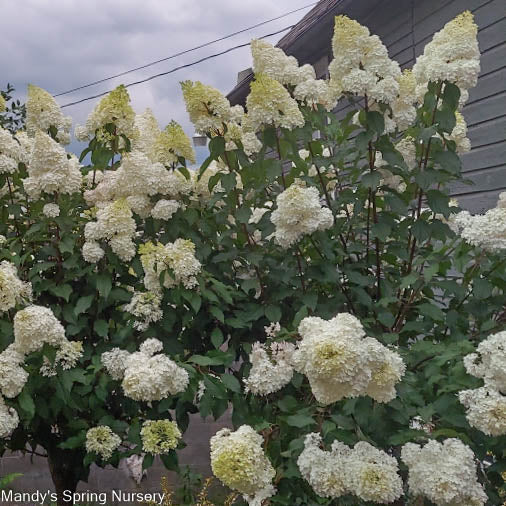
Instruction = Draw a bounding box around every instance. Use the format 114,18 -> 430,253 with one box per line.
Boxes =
54,2 -> 317,97
60,25 -> 293,109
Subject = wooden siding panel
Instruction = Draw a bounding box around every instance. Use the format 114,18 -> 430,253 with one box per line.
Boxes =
414,0 -> 497,44
468,67 -> 506,104
464,93 -> 506,127
456,188 -> 504,212
479,42 -> 506,76
451,164 -> 506,194
461,141 -> 506,172
468,116 -> 506,147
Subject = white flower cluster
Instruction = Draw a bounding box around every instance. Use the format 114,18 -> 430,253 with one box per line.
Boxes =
271,179 -> 333,248
101,338 -> 189,402
244,341 -> 295,396
0,126 -> 22,175
210,425 -> 276,506
459,386 -> 506,437
458,331 -> 506,436
84,150 -> 190,211
151,199 -> 181,220
100,347 -> 130,381
40,340 -> 84,378
251,39 -> 315,87
447,111 -> 471,153
413,11 -> 480,93
22,131 -> 82,199
141,419 -> 181,454
123,291 -> 163,331
0,396 -> 19,438
42,203 -> 60,218
75,85 -> 136,144
298,433 -> 402,503
401,438 -> 487,505
0,344 -> 28,399
390,70 -> 417,130
463,330 -> 506,394
242,74 -> 304,134
181,80 -> 236,134
139,239 -> 202,293
132,108 -> 160,155
26,85 -> 72,144
83,198 -> 136,263
250,39 -> 337,111
292,314 -> 405,404
0,261 -> 32,313
85,426 -> 122,460
0,305 -> 81,437
452,192 -> 506,252
13,305 -> 67,354
329,15 -> 401,105
190,160 -> 230,203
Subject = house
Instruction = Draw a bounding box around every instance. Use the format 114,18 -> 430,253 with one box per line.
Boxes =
227,0 -> 506,212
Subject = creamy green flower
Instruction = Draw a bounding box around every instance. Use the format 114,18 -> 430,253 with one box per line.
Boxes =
243,74 -> 304,133
210,425 -> 276,503
86,426 -> 121,460
25,85 -> 72,144
181,80 -> 232,134
141,419 -> 181,454
78,85 -> 136,143
151,120 -> 195,165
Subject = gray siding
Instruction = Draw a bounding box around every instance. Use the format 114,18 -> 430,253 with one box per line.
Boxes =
331,0 -> 506,212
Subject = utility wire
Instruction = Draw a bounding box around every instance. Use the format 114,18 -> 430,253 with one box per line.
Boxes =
60,25 -> 293,109
54,1 -> 317,97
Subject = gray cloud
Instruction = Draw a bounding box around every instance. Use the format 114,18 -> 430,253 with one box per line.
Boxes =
1,0 -> 312,156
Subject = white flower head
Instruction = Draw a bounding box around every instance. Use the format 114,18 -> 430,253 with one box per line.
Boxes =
86,426 -> 121,460
401,438 -> 487,506
271,179 -> 333,249
13,305 -> 66,355
244,341 -> 295,396
210,425 -> 276,505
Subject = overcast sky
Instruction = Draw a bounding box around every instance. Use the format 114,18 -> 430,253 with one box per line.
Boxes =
0,0 -> 315,161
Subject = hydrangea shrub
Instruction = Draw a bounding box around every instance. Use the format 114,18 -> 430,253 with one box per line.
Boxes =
0,11 -> 505,506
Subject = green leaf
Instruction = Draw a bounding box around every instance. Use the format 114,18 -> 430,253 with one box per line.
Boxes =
49,284 -> 72,302
211,328 -> 224,349
209,136 -> 225,157
210,306 -> 225,323
96,274 -> 112,299
435,107 -> 456,133
74,294 -> 94,316
442,83 -> 460,111
426,190 -> 450,216
183,292 -> 201,313
361,171 -> 381,189
220,373 -> 241,393
473,278 -> 493,299
434,150 -> 461,174
277,395 -> 298,412
366,111 -> 385,136
93,319 -> 109,338
59,431 -> 86,450
265,305 -> 282,322
418,302 -> 445,321
160,452 -> 179,471
189,355 -> 226,366
411,220 -> 431,242
285,414 -> 316,428
18,390 -> 35,419
236,206 -> 251,224
400,272 -> 418,289
142,453 -> 154,470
